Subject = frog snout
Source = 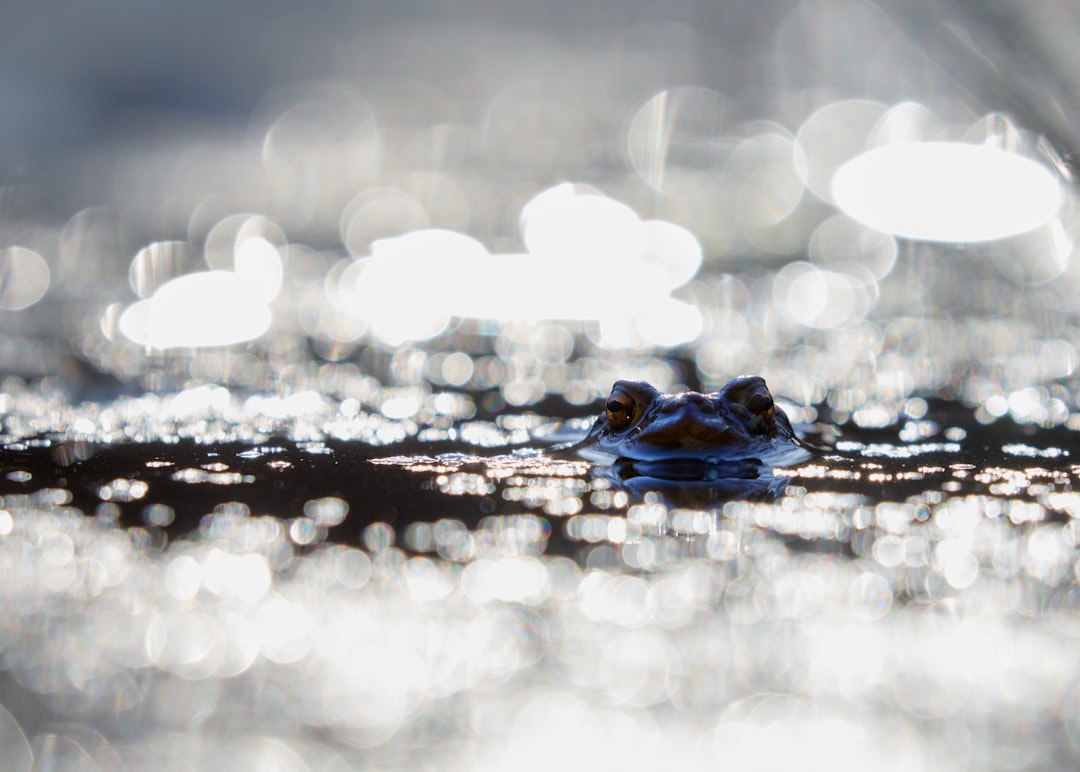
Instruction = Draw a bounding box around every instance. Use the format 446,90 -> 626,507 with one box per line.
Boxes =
636,413 -> 738,449
657,393 -> 717,415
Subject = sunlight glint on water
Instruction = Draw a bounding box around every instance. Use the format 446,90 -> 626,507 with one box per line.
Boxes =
3,479 -> 1079,767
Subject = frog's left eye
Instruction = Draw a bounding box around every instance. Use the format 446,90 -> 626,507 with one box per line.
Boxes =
605,393 -> 636,431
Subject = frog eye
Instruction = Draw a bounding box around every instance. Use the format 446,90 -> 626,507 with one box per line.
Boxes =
746,392 -> 774,420
744,392 -> 775,435
605,393 -> 636,430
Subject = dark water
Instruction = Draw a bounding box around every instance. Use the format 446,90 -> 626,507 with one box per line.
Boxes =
3,395 -> 1072,546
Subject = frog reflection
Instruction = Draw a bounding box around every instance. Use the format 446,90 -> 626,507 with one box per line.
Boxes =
557,377 -> 812,502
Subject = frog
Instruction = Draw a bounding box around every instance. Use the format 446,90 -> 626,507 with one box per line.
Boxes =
561,376 -> 812,472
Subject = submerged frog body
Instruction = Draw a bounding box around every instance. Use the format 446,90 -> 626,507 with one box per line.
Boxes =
567,376 -> 811,470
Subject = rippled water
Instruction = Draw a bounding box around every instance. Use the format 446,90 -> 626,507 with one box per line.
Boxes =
2,373 -> 1080,769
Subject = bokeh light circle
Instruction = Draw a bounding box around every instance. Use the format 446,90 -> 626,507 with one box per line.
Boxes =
773,261 -> 871,328
0,247 -> 51,310
626,87 -> 739,194
341,189 -> 430,256
204,214 -> 287,273
521,183 -> 644,260
728,131 -> 805,228
809,215 -> 897,280
832,142 -> 1063,242
794,99 -> 887,202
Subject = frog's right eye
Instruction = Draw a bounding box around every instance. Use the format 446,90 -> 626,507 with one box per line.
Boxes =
605,393 -> 636,430
746,392 -> 774,420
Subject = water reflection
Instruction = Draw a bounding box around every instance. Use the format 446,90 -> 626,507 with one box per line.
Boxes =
593,459 -> 792,504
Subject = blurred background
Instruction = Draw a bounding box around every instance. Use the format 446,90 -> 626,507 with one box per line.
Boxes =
2,0 -> 1079,418
4,0 -> 1080,769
